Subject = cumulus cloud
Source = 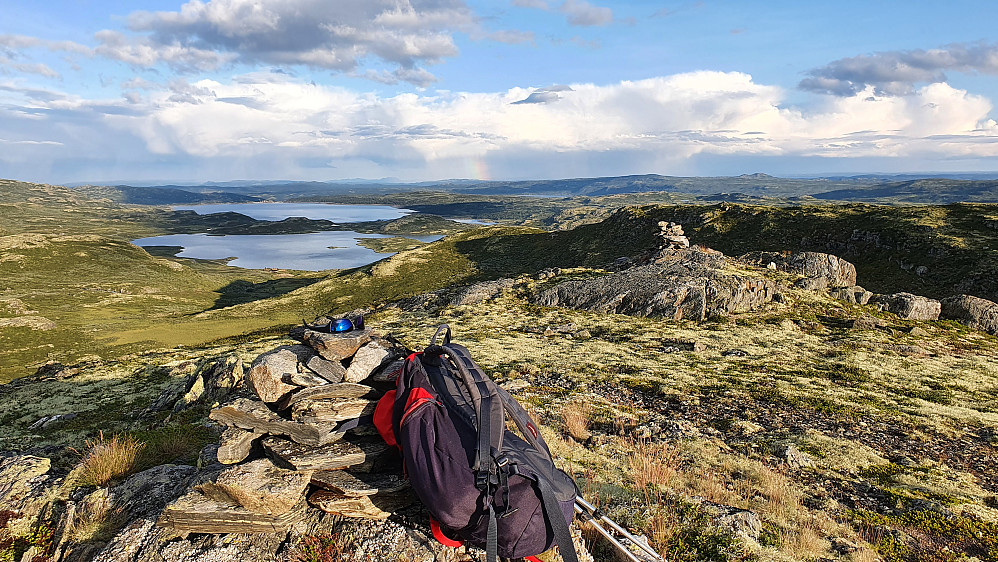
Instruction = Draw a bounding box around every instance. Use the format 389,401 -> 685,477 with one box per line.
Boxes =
2,71 -> 997,182
801,42 -> 998,96
87,0 -> 477,84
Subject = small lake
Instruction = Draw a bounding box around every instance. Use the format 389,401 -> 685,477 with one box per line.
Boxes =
171,202 -> 414,222
134,203 -> 435,271
132,231 -> 441,271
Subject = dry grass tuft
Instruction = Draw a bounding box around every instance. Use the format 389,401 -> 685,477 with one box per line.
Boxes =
630,440 -> 679,492
67,490 -> 126,543
562,399 -> 594,442
71,432 -> 146,487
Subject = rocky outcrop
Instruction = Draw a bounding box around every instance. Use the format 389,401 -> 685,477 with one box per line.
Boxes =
534,248 -> 778,321
870,292 -> 941,320
658,221 -> 690,249
741,251 -> 857,289
940,294 -> 998,334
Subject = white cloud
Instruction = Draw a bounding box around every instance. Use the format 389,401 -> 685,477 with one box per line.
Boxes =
2,72 -> 997,182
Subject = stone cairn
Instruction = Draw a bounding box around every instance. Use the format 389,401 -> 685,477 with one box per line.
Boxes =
157,319 -> 413,535
658,221 -> 690,249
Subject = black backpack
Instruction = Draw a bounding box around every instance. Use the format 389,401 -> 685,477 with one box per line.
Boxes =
374,325 -> 581,562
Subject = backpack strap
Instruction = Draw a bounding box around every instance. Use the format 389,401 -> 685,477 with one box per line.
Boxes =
536,475 -> 580,562
439,342 -> 506,477
496,386 -> 553,460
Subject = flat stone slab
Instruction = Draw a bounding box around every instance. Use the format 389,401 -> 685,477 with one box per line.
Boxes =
291,397 -> 378,424
158,490 -> 305,534
216,427 -> 263,465
210,398 -> 341,446
370,359 -> 404,383
304,329 -> 371,361
277,382 -> 378,411
287,370 -> 330,387
308,489 -> 413,520
310,470 -> 409,497
262,436 -> 389,471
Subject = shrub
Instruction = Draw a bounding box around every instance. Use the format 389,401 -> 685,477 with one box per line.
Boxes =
561,400 -> 593,442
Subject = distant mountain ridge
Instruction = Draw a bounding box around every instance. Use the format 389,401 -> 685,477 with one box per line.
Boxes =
69,173 -> 998,205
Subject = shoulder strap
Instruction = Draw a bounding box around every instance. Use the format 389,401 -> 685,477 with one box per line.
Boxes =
496,386 -> 553,460
439,343 -> 505,476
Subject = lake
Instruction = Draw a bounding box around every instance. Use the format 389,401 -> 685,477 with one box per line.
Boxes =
171,202 -> 414,222
134,203 -> 436,271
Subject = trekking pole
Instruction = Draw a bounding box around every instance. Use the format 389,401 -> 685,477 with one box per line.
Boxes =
575,497 -> 665,561
573,504 -> 642,562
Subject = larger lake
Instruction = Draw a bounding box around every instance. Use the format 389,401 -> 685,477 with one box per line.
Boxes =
133,203 -> 436,271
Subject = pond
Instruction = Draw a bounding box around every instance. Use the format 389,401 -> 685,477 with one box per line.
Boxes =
133,203 -> 436,271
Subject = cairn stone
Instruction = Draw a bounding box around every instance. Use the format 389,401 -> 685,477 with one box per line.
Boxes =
308,489 -> 413,520
210,398 -> 341,446
305,355 -> 347,383
345,341 -> 392,382
287,370 -> 330,387
658,221 -> 690,249
311,470 -> 409,496
247,346 -> 312,405
158,490 -> 306,534
262,436 -> 389,472
292,397 -> 379,424
197,459 -> 312,515
304,329 -> 372,361
217,427 -> 264,465
278,382 -> 377,410
370,359 -> 404,383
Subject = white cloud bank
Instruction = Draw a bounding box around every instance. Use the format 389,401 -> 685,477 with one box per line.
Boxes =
2,71 -> 997,182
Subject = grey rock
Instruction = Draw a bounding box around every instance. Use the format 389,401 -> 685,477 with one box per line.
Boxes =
308,489 -> 414,520
304,329 -> 372,361
311,470 -> 409,496
0,455 -> 53,516
278,382 -> 378,411
852,315 -> 886,331
830,286 -> 873,305
370,359 -> 405,383
344,341 -> 392,383
779,445 -> 815,470
449,278 -> 516,306
534,248 -> 778,321
247,346 -> 308,405
157,489 -> 307,535
111,464 -> 198,520
742,251 -> 857,288
871,292 -> 941,320
175,354 -> 244,411
940,294 -> 998,334
305,354 -> 346,383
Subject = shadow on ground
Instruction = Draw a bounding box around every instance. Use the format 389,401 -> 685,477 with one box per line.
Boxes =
211,277 -> 326,310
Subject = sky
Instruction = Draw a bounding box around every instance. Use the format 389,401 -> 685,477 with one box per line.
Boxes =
2,0 -> 998,184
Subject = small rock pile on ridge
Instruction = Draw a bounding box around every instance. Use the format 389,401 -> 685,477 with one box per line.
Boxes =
157,317 -> 413,535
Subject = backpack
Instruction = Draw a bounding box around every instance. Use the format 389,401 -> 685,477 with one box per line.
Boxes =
373,325 -> 581,562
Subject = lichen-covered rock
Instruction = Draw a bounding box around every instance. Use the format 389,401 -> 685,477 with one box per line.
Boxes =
940,294 -> 998,334
305,354 -> 346,384
210,398 -> 340,446
871,292 -> 941,320
291,397 -> 378,424
216,427 -> 263,465
0,455 -> 54,519
262,436 -> 389,472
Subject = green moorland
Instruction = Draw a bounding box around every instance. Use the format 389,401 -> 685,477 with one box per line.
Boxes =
3,178 -> 998,561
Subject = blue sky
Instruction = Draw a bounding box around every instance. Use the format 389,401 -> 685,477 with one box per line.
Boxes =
2,0 -> 998,184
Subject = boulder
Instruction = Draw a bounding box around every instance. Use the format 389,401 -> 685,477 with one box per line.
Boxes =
110,464 -> 199,520
344,341 -> 392,383
175,354 -> 244,411
830,286 -> 873,305
196,459 -> 312,515
534,249 -> 778,321
742,251 -> 857,288
940,294 -> 998,335
247,346 -> 310,405
304,329 -> 372,361
0,455 -> 53,516
852,315 -> 887,331
871,292 -> 941,320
